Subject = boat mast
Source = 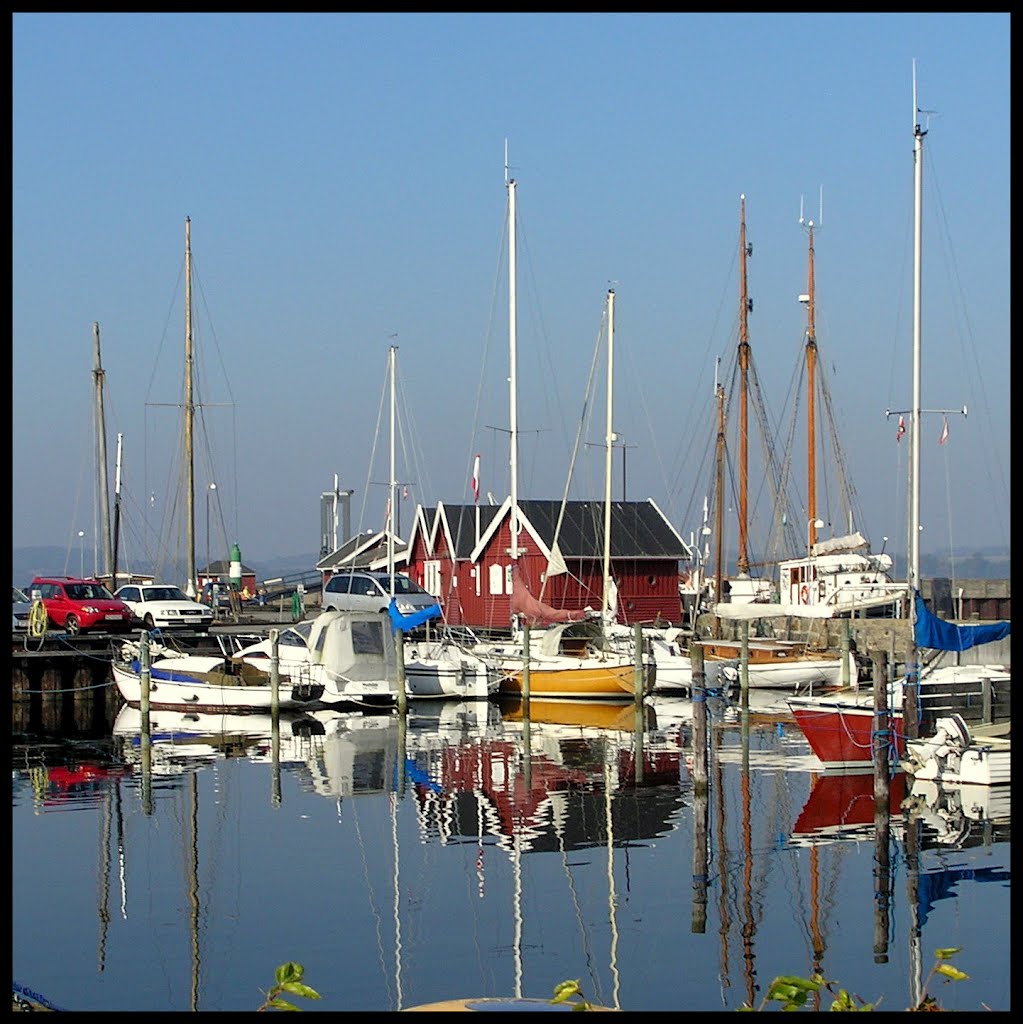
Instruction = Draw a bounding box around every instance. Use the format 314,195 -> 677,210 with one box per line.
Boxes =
910,89 -> 924,604
714,375 -> 725,603
92,322 -> 113,578
184,216 -> 197,596
388,344 -> 397,596
736,195 -> 751,575
802,204 -> 819,549
507,164 -> 520,595
602,289 -> 615,620
111,433 -> 123,590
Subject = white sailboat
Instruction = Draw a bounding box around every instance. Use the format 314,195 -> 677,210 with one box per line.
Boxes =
380,344 -> 500,699
788,65 -> 1010,770
471,219 -> 648,700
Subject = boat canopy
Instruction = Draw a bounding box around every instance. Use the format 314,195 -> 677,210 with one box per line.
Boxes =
913,590 -> 1010,652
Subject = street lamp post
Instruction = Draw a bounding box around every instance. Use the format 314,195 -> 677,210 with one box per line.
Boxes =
206,483 -> 217,585
77,530 -> 85,578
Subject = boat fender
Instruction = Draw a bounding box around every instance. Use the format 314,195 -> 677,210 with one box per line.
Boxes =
800,584 -> 809,604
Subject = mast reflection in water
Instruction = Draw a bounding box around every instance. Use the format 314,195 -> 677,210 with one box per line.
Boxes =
11,695 -> 1010,1012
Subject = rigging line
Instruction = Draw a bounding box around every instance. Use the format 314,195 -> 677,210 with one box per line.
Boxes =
539,300 -> 605,603
514,202 -> 574,473
928,155 -> 1010,536
355,350 -> 391,538
351,792 -> 395,1008
555,796 -> 602,1001
941,445 -> 958,590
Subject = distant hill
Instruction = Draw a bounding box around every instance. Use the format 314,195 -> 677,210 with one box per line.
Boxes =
11,544 -> 1010,589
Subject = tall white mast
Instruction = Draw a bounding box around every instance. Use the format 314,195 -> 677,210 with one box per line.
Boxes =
910,63 -> 924,600
184,216 -> 197,596
388,344 -> 397,596
602,289 -> 615,620
507,172 -> 519,568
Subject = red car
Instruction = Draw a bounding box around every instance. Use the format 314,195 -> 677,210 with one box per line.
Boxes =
28,576 -> 134,635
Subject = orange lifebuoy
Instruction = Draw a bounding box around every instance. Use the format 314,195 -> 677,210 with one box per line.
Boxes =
800,584 -> 809,604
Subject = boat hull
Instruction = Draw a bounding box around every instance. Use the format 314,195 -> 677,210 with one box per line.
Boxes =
403,641 -> 500,700
111,660 -> 331,713
497,660 -> 642,701
703,642 -> 856,690
788,698 -> 906,771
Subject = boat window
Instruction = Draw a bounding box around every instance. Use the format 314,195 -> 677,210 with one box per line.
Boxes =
280,630 -> 308,647
351,619 -> 385,654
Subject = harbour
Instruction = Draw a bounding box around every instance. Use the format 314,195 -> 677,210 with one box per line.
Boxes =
11,677 -> 1010,1012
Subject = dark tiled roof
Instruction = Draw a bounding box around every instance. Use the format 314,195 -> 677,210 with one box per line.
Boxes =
439,500 -> 688,560
520,499 -> 688,559
443,504 -> 503,558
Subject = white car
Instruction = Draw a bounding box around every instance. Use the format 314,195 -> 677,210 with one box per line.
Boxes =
114,583 -> 214,632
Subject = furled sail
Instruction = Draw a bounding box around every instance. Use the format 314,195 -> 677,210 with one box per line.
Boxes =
811,531 -> 870,556
511,574 -> 587,626
913,590 -> 1010,652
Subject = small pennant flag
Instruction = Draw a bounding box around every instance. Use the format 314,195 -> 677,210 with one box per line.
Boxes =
402,485 -> 409,500
471,454 -> 480,505
939,416 -> 949,446
896,415 -> 906,443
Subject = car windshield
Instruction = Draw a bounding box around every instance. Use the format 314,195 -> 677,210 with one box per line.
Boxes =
13,586 -> 30,603
386,575 -> 429,596
65,583 -> 115,600
142,586 -> 189,602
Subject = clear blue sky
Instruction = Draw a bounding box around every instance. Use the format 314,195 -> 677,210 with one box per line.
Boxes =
13,13 -> 1010,578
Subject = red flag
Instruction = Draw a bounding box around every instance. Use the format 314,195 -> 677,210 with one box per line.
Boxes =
471,454 -> 480,504
896,415 -> 906,443
939,417 -> 949,445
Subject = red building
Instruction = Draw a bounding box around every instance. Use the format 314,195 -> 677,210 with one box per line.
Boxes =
403,498 -> 692,633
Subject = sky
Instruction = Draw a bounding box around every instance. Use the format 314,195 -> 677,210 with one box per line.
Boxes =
12,13 -> 1010,580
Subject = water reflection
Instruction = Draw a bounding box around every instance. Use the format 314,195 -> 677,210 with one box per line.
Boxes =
10,695 -> 1011,1012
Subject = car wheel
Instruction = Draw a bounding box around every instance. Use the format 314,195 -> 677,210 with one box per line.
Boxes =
65,614 -> 81,636
144,613 -> 156,629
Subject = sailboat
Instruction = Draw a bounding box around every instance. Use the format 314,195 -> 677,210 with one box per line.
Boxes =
788,72 -> 1010,772
698,196 -> 859,690
471,222 -> 648,700
380,344 -> 500,700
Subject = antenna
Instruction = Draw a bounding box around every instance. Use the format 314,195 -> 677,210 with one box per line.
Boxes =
504,138 -> 509,185
799,187 -> 823,230
912,57 -> 918,131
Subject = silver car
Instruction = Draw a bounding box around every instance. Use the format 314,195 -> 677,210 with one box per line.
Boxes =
12,585 -> 32,632
322,571 -> 440,617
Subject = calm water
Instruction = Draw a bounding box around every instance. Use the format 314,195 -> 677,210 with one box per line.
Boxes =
11,694 -> 1010,1012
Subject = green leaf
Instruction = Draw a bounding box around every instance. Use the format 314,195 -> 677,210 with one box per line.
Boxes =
275,962 -> 303,985
281,982 -> 321,1000
267,997 -> 299,1010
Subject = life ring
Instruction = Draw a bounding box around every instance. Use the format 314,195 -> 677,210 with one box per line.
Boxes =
799,584 -> 809,604
28,599 -> 49,638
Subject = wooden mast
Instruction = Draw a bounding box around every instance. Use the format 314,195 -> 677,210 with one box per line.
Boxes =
736,195 -> 751,575
92,322 -> 113,578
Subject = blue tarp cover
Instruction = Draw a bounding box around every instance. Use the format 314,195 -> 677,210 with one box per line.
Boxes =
388,599 -> 443,633
914,590 -> 1010,652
